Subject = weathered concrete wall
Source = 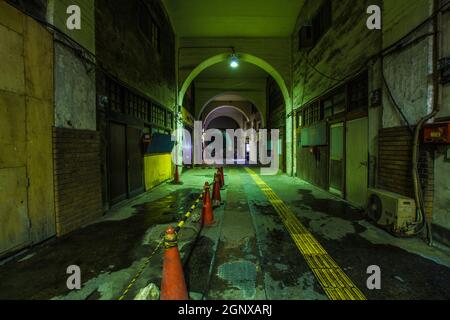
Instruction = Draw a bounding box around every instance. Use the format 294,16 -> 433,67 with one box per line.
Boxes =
47,0 -> 95,53
54,42 -> 96,130
0,2 -> 55,255
381,0 -> 450,239
383,0 -> 430,50
382,0 -> 433,128
47,0 -> 97,131
292,0 -> 381,108
291,0 -> 381,185
6,0 -> 48,21
96,0 -> 176,110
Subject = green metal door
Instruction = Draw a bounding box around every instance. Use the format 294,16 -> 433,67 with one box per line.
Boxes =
345,117 -> 369,208
329,123 -> 344,197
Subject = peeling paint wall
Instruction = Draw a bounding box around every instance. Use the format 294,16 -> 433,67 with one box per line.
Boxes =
382,0 -> 433,128
54,42 -> 96,130
47,0 -> 97,131
0,2 -> 55,256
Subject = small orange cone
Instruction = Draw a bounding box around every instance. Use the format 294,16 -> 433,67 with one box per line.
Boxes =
219,167 -> 225,188
160,227 -> 189,300
202,182 -> 214,226
172,165 -> 182,185
212,173 -> 222,208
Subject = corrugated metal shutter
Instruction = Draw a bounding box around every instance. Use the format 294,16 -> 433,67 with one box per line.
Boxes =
378,126 -> 414,197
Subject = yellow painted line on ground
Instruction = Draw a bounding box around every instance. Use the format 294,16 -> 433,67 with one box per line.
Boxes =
245,168 -> 366,301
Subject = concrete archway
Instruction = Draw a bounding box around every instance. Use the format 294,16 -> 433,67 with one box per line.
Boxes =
178,52 -> 291,109
177,52 -> 294,176
203,105 -> 250,129
199,91 -> 265,126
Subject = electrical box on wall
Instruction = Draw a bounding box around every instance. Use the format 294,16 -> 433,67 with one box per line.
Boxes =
438,58 -> 450,85
423,122 -> 450,144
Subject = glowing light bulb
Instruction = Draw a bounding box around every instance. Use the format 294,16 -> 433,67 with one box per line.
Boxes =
230,55 -> 239,68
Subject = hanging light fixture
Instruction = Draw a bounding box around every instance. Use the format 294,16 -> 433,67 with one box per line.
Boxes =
230,50 -> 239,69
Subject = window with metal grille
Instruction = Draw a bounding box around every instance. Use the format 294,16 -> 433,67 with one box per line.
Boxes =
167,112 -> 173,130
105,76 -> 173,130
106,79 -> 124,113
301,102 -> 322,127
138,2 -> 161,53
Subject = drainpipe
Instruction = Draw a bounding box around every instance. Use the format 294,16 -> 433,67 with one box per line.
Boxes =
412,0 -> 441,245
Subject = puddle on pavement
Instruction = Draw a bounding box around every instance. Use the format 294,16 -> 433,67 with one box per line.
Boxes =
183,236 -> 215,295
132,189 -> 198,225
0,189 -> 198,300
294,189 -> 364,221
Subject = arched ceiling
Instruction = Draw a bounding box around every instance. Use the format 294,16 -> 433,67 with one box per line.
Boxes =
162,0 -> 305,38
193,61 -> 269,125
203,105 -> 249,129
206,116 -> 240,130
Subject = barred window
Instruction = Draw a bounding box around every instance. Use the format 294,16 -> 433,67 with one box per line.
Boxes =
301,102 -> 322,127
105,76 -> 173,130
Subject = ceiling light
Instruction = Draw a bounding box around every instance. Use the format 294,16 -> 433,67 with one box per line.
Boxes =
230,54 -> 239,69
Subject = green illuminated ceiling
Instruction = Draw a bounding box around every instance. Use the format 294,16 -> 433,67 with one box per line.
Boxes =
162,0 -> 305,37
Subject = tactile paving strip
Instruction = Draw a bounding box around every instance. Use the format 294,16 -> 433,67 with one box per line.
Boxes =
245,168 -> 366,301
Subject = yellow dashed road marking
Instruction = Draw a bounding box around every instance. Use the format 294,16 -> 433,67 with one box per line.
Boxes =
245,168 -> 366,301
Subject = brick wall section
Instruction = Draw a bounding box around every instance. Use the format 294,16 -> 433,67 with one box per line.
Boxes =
53,127 -> 103,236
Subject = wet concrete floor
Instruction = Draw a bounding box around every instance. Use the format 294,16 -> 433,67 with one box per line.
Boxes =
1,167 -> 450,300
0,187 -> 201,300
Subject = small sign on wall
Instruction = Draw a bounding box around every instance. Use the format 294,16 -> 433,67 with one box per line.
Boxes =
370,89 -> 382,108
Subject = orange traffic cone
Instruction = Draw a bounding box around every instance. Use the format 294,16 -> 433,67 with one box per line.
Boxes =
202,182 -> 214,226
212,173 -> 222,208
219,167 -> 225,189
172,165 -> 182,185
160,227 -> 189,300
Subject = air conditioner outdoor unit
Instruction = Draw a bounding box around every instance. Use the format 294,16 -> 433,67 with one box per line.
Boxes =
367,188 -> 417,236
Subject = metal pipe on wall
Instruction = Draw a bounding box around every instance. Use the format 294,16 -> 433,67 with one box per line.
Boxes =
411,0 -> 442,245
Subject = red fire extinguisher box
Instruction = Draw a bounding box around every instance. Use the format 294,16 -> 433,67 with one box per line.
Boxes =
423,122 -> 450,144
